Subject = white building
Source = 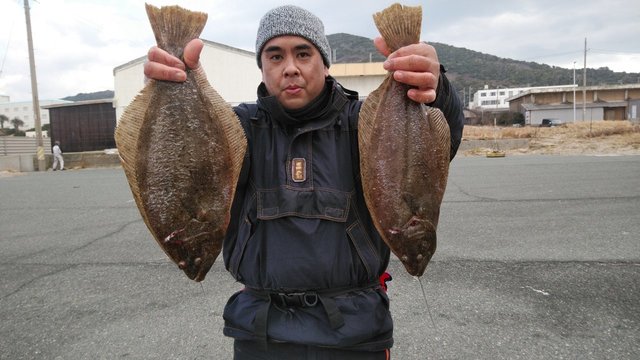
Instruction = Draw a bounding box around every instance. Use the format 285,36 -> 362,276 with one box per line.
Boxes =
113,39 -> 387,120
0,98 -> 72,130
470,85 -> 577,110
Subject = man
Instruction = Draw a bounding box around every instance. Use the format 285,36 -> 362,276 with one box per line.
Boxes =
145,5 -> 463,359
52,141 -> 64,171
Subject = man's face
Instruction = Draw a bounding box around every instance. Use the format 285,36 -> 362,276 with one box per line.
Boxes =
260,35 -> 329,110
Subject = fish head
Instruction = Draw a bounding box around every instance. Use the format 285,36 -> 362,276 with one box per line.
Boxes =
388,216 -> 436,277
162,219 -> 223,282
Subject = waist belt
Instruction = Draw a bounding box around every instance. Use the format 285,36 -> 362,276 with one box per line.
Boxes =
245,282 -> 380,348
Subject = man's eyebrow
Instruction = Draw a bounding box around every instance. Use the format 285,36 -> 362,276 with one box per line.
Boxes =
293,44 -> 313,51
263,45 -> 282,53
263,43 -> 313,53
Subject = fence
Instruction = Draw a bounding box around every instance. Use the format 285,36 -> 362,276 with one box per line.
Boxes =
0,137 -> 52,156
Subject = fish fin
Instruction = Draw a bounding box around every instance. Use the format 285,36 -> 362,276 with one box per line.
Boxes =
191,66 -> 248,207
358,76 -> 387,159
114,83 -> 156,234
373,4 -> 422,52
426,107 -> 451,160
145,3 -> 207,58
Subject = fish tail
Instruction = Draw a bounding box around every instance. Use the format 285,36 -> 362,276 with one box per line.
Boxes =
145,3 -> 208,58
373,3 -> 422,52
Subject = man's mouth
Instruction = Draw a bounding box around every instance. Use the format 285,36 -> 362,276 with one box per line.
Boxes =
284,84 -> 302,95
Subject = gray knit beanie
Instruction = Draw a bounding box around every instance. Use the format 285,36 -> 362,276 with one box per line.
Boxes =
255,5 -> 331,68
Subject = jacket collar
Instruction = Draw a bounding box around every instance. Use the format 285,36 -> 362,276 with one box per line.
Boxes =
256,76 -> 349,129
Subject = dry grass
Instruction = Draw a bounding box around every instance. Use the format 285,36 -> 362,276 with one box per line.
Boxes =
462,120 -> 640,155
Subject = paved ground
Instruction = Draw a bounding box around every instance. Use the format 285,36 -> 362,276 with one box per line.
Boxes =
1,155 -> 639,359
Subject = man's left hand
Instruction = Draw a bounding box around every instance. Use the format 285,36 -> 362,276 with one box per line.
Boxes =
374,37 -> 440,104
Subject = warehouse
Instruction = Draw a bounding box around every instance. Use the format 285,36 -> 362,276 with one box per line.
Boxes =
508,84 -> 640,126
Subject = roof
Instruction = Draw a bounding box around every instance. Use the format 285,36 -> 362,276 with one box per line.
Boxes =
112,39 -> 255,74
521,101 -> 629,111
508,83 -> 640,102
41,99 -> 114,109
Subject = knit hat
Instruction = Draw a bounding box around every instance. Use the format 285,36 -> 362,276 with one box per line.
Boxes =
255,5 -> 331,68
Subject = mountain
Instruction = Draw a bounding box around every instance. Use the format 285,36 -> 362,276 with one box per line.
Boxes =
327,33 -> 640,95
62,90 -> 114,102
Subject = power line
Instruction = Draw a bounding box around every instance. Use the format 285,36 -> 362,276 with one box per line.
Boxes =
0,4 -> 19,79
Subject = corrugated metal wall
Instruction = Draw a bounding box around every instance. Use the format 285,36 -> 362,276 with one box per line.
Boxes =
0,137 -> 52,156
49,103 -> 116,153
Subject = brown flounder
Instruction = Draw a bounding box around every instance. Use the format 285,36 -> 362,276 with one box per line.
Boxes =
115,4 -> 246,282
359,3 -> 450,277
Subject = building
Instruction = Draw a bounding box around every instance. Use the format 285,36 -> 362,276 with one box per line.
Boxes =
508,84 -> 640,126
113,39 -> 387,120
0,98 -> 72,130
470,85 -> 577,110
42,99 -> 116,152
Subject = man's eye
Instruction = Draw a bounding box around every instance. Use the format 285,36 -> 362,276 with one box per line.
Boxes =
270,54 -> 283,61
298,52 -> 310,58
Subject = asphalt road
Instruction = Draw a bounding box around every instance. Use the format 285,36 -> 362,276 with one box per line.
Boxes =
1,155 -> 639,360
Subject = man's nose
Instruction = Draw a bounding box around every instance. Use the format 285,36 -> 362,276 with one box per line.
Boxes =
283,59 -> 300,77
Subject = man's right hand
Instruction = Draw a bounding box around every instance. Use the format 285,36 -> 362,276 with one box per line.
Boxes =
143,39 -> 204,82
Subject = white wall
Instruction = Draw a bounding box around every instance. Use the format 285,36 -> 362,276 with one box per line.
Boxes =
113,41 -> 388,120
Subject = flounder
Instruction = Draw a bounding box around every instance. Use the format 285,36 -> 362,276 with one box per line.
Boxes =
115,4 -> 246,281
359,3 -> 450,277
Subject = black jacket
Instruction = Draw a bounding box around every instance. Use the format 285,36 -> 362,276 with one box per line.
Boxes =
222,73 -> 463,350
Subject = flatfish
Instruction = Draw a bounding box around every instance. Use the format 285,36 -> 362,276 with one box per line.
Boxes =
359,3 -> 450,277
115,4 -> 246,282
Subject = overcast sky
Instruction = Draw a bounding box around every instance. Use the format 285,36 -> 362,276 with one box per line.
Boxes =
1,0 -> 639,102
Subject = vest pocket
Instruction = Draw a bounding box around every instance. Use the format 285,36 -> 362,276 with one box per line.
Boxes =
257,187 -> 351,222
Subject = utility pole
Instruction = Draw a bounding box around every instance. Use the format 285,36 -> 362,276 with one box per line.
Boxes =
582,37 -> 587,126
573,61 -> 576,123
24,0 -> 45,171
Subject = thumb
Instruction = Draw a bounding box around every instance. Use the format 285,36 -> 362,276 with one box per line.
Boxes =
184,39 -> 204,69
374,36 -> 391,57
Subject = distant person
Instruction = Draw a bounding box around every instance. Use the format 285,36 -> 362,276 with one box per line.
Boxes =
52,141 -> 64,171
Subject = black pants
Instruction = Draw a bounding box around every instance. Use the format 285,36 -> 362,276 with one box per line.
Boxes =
234,340 -> 390,360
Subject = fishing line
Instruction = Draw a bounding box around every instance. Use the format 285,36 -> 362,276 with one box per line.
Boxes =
415,275 -> 437,333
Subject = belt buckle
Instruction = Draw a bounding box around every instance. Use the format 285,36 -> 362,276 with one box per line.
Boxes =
303,292 -> 318,307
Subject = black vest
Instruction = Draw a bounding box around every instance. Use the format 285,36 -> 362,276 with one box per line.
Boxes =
221,79 -> 393,350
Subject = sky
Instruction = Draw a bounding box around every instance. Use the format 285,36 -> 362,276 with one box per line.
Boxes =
1,0 -> 639,102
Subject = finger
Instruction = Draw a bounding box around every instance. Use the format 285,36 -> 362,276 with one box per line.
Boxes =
143,61 -> 187,82
407,88 -> 437,104
147,46 -> 185,70
393,69 -> 438,90
373,36 -> 391,57
183,39 -> 204,70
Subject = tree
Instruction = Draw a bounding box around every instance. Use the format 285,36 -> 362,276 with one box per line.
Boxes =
0,114 -> 8,129
10,117 -> 24,131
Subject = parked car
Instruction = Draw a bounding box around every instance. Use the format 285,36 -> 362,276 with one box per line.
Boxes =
541,119 -> 565,127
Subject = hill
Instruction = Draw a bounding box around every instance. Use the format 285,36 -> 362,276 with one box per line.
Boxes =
62,90 -> 114,102
327,33 -> 640,95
